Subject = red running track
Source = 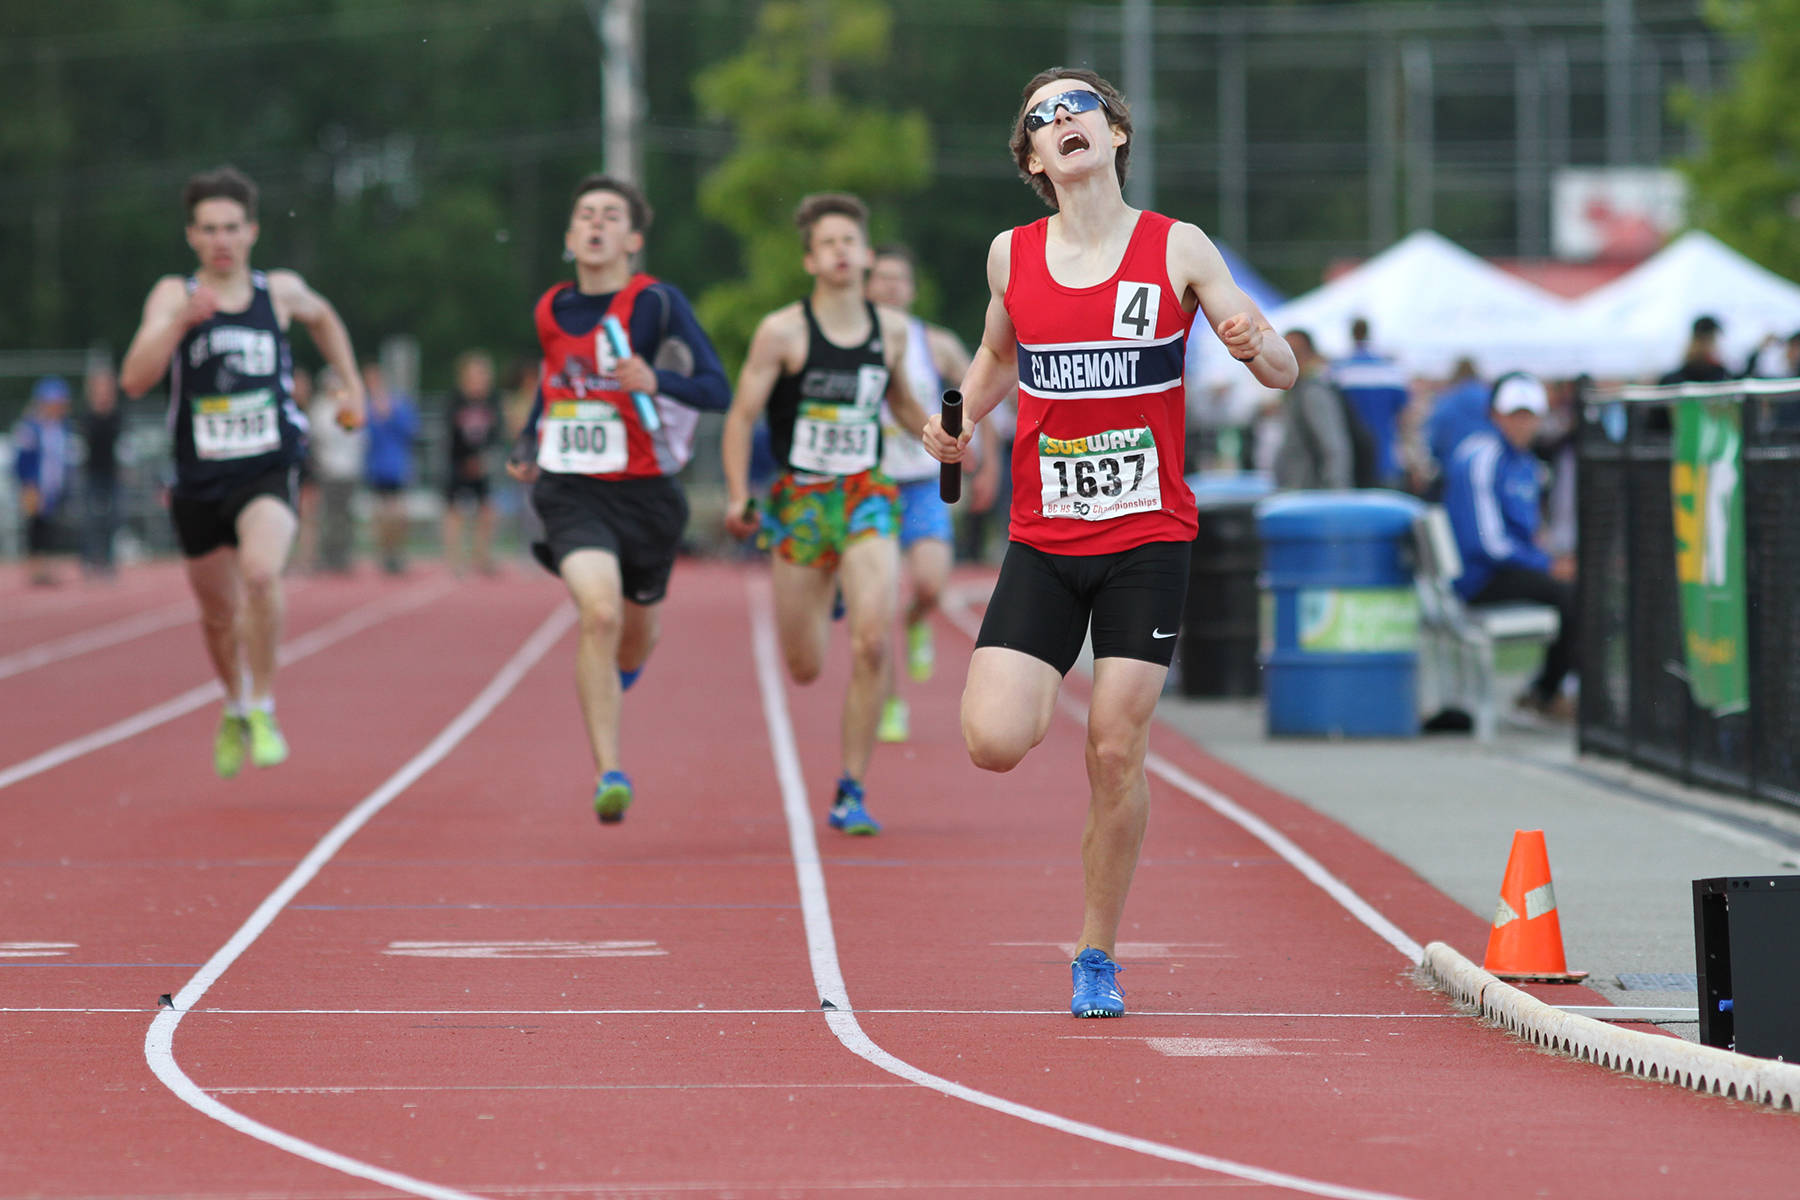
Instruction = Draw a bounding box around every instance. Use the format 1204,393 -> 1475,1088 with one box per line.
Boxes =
0,559 -> 1794,1199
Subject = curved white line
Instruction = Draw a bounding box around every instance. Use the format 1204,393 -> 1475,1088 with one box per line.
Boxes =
941,581 -> 1423,964
143,602 -> 574,1200
0,581 -> 450,793
0,602 -> 193,681
746,576 -> 1415,1200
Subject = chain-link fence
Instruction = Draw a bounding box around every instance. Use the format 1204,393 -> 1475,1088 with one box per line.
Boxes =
1578,378 -> 1800,807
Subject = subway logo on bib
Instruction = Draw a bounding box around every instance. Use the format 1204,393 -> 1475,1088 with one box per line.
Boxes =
1038,425 -> 1161,521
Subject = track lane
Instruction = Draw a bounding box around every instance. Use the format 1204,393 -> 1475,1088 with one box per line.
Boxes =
6,561 -> 1799,1199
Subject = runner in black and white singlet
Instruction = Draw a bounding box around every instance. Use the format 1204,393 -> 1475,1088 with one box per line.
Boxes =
721,194 -> 931,837
866,244 -> 975,745
504,173 -> 731,824
121,166 -> 365,781
922,70 -> 1296,1018
167,270 -> 306,505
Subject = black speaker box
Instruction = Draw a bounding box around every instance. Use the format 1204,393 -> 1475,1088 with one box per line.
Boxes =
1693,875 -> 1800,1060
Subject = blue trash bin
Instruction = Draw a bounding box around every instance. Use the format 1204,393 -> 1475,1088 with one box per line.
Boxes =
1256,490 -> 1424,737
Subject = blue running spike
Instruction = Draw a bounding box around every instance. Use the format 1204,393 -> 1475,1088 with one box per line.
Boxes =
826,777 -> 881,836
1070,947 -> 1126,1017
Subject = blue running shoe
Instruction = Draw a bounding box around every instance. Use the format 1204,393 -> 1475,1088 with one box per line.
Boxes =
830,587 -> 846,621
826,777 -> 881,835
595,770 -> 632,824
619,666 -> 643,692
1070,947 -> 1125,1017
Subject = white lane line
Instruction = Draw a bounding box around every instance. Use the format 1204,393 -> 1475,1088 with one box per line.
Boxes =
939,583 -> 1425,967
8,1006 -> 1462,1018
0,602 -> 193,681
208,1083 -> 913,1095
747,576 -> 1416,1200
143,601 -> 574,1200
0,581 -> 451,793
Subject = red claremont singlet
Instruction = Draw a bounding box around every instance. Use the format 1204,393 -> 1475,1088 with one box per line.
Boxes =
1005,211 -> 1198,554
532,274 -> 666,480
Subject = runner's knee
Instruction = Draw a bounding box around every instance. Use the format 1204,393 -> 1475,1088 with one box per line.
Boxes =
576,596 -> 623,642
964,712 -> 1034,773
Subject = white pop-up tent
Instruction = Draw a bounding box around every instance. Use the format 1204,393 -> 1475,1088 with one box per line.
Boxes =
1187,229 -> 1586,420
1567,231 -> 1800,379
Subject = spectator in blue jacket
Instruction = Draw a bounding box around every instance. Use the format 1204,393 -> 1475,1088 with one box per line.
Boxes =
361,360 -> 419,574
1424,357 -> 1491,475
1443,372 -> 1576,718
1330,316 -> 1410,488
13,376 -> 74,586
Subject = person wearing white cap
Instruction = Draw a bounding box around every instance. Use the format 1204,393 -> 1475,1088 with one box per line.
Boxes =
1442,371 -> 1577,718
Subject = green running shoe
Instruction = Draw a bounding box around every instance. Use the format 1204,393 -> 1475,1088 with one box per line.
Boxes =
877,696 -> 910,743
905,620 -> 934,682
246,709 -> 289,769
213,713 -> 249,779
595,770 -> 632,824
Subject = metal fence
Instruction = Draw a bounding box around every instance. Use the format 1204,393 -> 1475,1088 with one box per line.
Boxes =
1577,378 -> 1800,808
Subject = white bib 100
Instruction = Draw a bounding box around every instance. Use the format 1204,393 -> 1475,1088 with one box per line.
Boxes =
539,401 -> 628,475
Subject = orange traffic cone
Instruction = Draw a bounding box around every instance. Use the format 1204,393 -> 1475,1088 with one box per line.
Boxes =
1483,829 -> 1588,982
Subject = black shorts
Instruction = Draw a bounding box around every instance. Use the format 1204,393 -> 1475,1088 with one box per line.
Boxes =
170,466 -> 298,559
446,476 -> 491,505
530,472 -> 689,605
976,539 -> 1190,675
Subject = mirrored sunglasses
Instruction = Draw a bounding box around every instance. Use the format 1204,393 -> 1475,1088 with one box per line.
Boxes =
1022,89 -> 1109,133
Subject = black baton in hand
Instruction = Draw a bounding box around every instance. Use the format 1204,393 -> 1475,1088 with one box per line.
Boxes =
939,389 -> 963,504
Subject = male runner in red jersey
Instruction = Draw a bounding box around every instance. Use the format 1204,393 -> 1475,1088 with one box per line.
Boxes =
507,174 -> 731,823
924,69 -> 1297,1017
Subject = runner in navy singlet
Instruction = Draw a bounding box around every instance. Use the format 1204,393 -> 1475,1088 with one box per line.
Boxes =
504,173 -> 730,824
922,70 -> 1298,1017
120,166 -> 365,780
720,194 -> 930,836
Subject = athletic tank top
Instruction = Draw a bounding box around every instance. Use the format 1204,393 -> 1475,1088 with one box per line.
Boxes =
766,299 -> 889,481
1005,211 -> 1197,553
879,316 -> 944,483
168,271 -> 304,499
532,274 -> 669,480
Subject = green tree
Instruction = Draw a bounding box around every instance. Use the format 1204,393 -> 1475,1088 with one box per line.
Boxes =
1681,0 -> 1800,280
691,0 -> 930,368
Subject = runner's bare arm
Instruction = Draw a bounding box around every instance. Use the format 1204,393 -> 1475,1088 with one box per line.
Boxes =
119,277 -> 203,399
1168,222 -> 1297,391
721,308 -> 798,532
928,321 -> 983,473
877,306 -> 930,433
924,233 -> 1018,465
270,270 -> 365,426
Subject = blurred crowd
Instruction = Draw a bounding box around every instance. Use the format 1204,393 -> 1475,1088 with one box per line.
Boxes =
6,347 -> 545,584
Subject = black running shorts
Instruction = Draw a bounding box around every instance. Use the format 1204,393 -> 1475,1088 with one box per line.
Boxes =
975,539 -> 1190,676
170,466 -> 298,559
530,472 -> 689,606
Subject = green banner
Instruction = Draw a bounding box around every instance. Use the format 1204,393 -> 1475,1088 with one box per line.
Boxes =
1671,399 -> 1749,715
1297,588 -> 1419,652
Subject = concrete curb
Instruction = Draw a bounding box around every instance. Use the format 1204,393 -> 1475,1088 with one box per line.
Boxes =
1420,941 -> 1800,1110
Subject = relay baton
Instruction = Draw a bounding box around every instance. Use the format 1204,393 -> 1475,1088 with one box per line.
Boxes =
939,389 -> 963,504
600,314 -> 661,433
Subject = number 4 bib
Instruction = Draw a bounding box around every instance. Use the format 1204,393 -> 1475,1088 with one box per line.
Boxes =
1038,425 -> 1161,521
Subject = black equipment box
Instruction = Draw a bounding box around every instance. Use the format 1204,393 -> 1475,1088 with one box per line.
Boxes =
1693,875 -> 1800,1059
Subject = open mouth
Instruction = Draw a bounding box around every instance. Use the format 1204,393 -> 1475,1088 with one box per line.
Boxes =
1058,130 -> 1090,157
